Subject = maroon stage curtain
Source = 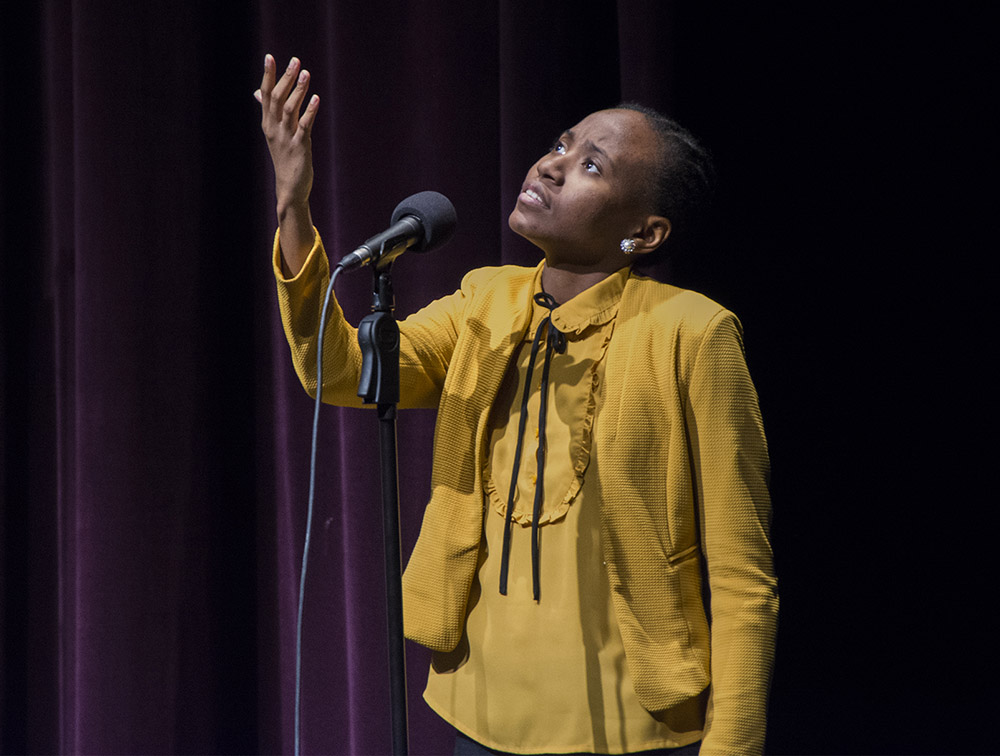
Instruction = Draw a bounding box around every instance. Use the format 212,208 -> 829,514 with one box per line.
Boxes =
1,2 -> 991,754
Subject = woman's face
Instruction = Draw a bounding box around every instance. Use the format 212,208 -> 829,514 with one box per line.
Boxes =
508,108 -> 660,271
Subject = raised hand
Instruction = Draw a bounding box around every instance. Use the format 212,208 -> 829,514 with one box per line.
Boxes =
255,54 -> 319,276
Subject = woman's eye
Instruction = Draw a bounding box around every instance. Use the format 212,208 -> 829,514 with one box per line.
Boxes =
584,159 -> 600,173
552,141 -> 566,154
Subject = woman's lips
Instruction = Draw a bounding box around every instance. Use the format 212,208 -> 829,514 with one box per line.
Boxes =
518,184 -> 549,208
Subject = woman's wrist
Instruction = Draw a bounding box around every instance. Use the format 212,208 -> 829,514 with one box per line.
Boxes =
277,201 -> 314,277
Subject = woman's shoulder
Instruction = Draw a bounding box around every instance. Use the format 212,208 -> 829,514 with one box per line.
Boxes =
623,271 -> 734,334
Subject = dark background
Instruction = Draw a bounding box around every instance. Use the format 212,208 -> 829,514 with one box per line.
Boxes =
1,2 -> 993,753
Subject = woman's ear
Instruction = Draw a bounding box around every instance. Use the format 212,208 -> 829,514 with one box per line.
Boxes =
630,215 -> 671,256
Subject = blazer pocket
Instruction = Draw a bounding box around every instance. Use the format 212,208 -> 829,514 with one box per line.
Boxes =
666,542 -> 700,567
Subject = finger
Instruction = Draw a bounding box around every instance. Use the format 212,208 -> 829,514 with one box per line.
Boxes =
282,69 -> 312,128
259,53 -> 276,103
269,57 -> 301,112
297,94 -> 320,135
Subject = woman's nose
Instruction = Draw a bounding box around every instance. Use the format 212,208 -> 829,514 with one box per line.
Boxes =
535,151 -> 566,183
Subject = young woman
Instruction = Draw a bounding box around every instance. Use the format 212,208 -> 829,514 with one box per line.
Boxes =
257,54 -> 777,756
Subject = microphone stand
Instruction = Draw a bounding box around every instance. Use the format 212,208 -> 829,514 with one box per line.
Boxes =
356,263 -> 408,756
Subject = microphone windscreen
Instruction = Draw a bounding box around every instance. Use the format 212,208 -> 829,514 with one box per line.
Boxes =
390,191 -> 457,253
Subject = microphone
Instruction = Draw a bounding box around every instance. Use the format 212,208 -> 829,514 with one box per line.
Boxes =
337,191 -> 457,271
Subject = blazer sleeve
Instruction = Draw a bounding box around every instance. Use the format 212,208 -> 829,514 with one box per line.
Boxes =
272,228 -> 466,409
684,309 -> 778,756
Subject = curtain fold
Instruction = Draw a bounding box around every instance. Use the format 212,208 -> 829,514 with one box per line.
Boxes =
2,1 -> 647,752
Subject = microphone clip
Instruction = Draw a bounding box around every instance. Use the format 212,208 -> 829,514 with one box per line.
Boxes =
357,268 -> 399,405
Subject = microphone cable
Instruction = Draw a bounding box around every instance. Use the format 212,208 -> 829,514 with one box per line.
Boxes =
295,264 -> 342,756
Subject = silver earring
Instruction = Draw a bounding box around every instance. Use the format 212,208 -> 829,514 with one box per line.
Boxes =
620,238 -> 637,255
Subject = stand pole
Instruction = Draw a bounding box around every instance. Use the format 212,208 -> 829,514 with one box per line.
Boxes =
378,403 -> 408,756
357,267 -> 408,755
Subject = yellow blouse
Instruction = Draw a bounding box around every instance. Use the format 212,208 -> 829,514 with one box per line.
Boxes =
422,266 -> 702,753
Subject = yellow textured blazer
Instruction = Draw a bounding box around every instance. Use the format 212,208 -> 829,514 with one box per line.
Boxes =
275,232 -> 777,755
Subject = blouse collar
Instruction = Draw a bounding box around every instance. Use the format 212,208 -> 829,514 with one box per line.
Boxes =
538,264 -> 631,335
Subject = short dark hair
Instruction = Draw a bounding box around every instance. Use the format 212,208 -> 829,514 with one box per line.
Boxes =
616,103 -> 716,257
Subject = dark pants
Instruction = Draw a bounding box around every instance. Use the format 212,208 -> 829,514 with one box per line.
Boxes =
454,730 -> 702,756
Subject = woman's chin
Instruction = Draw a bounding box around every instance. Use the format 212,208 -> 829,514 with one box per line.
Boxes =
508,210 -> 540,244
507,206 -> 527,234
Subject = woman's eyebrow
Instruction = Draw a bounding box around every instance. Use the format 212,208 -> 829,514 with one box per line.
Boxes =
583,139 -> 609,162
552,128 -> 574,144
558,130 -> 611,161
